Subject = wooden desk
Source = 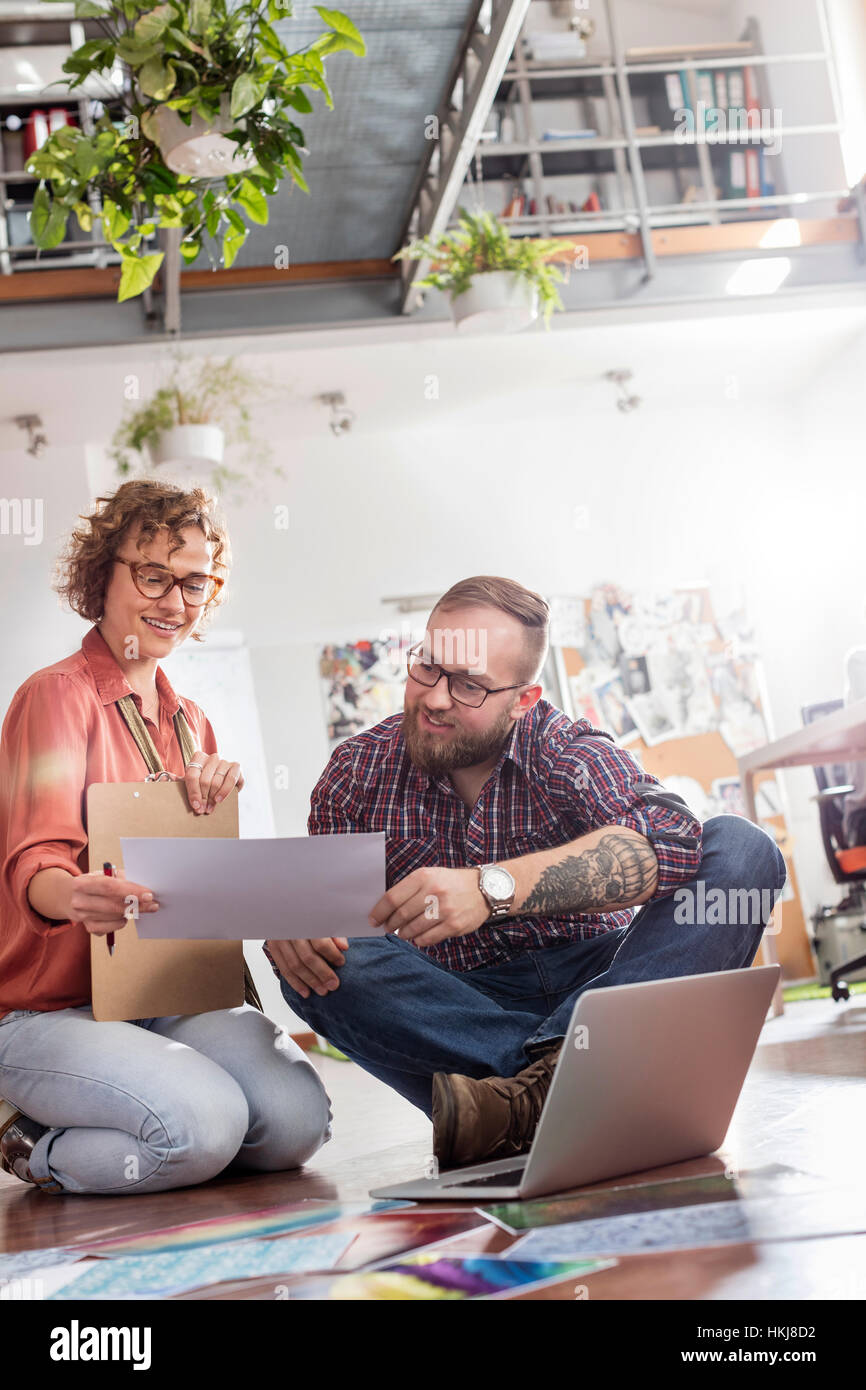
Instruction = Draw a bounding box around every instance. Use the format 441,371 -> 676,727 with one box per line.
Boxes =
738,697 -> 866,1019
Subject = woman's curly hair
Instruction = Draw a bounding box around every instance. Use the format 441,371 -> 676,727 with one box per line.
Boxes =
55,479 -> 230,641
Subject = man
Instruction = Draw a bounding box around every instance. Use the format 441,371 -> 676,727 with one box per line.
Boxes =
265,576 -> 786,1169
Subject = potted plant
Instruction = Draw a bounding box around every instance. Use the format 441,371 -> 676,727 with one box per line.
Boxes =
394,208 -> 573,332
27,1 -> 365,301
109,351 -> 283,496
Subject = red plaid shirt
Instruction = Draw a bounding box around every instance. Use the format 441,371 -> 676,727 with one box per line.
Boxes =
307,700 -> 703,973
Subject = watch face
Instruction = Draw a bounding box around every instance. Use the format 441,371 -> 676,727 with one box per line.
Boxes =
483,867 -> 514,901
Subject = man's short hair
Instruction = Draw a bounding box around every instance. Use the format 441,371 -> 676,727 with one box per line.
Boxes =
433,575 -> 549,683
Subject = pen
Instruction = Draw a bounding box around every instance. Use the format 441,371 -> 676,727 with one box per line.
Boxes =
103,860 -> 116,956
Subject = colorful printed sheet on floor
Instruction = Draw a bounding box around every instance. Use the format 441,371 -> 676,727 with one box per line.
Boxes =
75,1199 -> 407,1258
284,1254 -> 616,1300
0,1246 -> 86,1278
481,1164 -> 824,1234
508,1188 -> 866,1259
47,1231 -> 356,1299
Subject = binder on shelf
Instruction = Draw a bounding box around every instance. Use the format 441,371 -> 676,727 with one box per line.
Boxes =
726,68 -> 746,113
650,70 -> 690,132
727,149 -> 747,198
759,147 -> 776,197
745,148 -> 761,199
696,70 -> 715,111
665,71 -> 689,112
744,66 -> 761,118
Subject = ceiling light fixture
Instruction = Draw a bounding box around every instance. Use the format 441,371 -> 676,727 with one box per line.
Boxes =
14,413 -> 47,457
318,391 -> 355,437
604,369 -> 641,414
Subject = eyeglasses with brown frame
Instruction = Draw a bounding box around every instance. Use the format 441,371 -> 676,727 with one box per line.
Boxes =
114,558 -> 224,607
405,642 -> 528,709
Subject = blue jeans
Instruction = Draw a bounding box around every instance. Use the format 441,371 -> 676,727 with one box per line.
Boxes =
0,1004 -> 332,1195
280,816 -> 787,1117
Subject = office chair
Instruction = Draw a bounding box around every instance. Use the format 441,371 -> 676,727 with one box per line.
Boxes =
802,700 -> 866,1000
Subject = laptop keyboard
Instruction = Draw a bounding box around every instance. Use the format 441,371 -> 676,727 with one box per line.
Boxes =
440,1168 -> 526,1188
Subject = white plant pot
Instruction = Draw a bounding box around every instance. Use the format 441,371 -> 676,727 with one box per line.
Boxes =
151,94 -> 257,177
450,270 -> 539,334
149,424 -> 225,471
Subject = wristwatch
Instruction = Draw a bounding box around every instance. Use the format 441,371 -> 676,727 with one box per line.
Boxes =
478,862 -> 516,920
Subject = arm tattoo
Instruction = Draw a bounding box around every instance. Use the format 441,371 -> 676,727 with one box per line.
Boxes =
520,832 -> 658,915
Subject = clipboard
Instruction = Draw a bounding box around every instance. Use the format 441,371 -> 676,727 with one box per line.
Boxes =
87,780 -> 245,1022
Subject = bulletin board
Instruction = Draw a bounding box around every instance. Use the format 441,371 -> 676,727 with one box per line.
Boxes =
552,584 -> 812,980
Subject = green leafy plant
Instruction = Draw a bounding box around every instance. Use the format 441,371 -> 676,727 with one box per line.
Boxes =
28,1 -> 365,300
394,207 -> 573,325
109,350 -> 284,495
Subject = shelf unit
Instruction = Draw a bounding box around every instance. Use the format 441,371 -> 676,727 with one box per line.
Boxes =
459,0 -> 849,254
0,3 -> 128,277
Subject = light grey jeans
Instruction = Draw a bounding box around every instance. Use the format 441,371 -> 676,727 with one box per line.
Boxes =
0,1003 -> 332,1196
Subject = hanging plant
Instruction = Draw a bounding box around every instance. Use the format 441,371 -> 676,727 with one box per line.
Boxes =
109,350 -> 285,498
27,1 -> 365,301
394,208 -> 572,328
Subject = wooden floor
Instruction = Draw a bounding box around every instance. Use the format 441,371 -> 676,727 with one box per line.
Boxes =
2,995 -> 865,1300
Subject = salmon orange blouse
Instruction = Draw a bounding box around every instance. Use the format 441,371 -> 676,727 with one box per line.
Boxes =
0,625 -> 217,1017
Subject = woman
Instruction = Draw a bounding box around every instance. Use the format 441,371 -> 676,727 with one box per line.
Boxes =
0,479 -> 332,1195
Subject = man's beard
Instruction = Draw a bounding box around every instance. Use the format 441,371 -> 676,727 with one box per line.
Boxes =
402,702 -> 514,775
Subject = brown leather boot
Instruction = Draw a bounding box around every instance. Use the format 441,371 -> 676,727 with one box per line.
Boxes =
0,1101 -> 60,1192
432,1046 -> 561,1168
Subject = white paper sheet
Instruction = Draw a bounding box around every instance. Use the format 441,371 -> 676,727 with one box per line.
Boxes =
121,832 -> 388,940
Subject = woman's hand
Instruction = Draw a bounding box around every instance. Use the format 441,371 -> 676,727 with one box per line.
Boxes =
184,750 -> 244,815
44,867 -> 160,936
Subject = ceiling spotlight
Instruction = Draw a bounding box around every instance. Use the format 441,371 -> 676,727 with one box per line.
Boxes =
318,391 -> 355,437
605,369 -> 641,414
14,414 -> 47,457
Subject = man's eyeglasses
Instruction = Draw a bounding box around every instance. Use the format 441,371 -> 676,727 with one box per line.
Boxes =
115,558 -> 224,607
406,644 -> 527,709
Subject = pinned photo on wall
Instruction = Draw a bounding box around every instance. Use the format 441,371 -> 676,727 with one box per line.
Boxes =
586,585 -> 628,666
615,613 -> 650,657
548,595 -> 587,650
646,648 -> 716,737
718,698 -> 769,758
626,687 -> 681,746
618,653 -> 651,696
594,675 -> 640,744
320,641 -> 406,749
568,676 -> 606,731
711,775 -> 748,818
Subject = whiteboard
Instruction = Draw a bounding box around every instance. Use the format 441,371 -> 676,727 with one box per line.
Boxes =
162,632 -> 274,838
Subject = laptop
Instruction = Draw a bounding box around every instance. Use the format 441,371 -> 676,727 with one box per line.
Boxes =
369,964 -> 780,1202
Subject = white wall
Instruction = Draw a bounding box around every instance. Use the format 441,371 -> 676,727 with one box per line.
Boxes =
0,444 -> 91,715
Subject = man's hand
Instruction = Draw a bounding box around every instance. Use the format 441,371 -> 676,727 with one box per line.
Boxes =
369,867 -> 489,948
265,936 -> 349,999
184,750 -> 244,816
